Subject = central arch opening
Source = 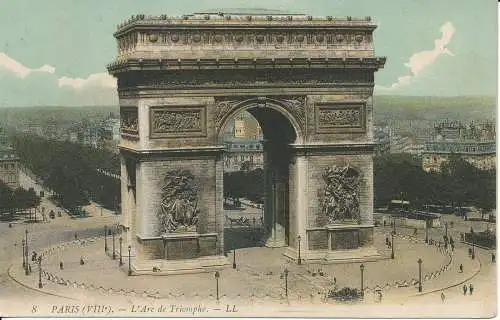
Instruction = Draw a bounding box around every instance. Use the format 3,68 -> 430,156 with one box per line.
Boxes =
219,101 -> 298,251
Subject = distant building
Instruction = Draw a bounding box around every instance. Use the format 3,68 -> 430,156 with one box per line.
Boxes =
223,112 -> 264,172
422,120 -> 496,172
233,113 -> 262,140
223,139 -> 264,172
0,127 -> 19,189
374,126 -> 390,156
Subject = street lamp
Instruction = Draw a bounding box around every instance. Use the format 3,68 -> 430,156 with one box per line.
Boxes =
38,255 -> 43,288
104,225 -> 108,252
417,258 -> 423,292
297,235 -> 302,265
360,264 -> 365,298
119,237 -> 123,266
284,268 -> 289,297
128,245 -> 132,276
112,229 -> 116,260
400,192 -> 404,211
445,222 -> 448,239
215,271 -> 220,302
25,229 -> 29,275
425,220 -> 429,244
391,231 -> 395,259
22,239 -> 26,269
232,248 -> 236,269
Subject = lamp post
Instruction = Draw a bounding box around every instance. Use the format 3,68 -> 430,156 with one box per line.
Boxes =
391,231 -> 395,259
445,222 -> 448,239
360,264 -> 365,298
112,229 -> 116,259
284,268 -> 289,297
400,192 -> 404,211
417,258 -> 423,292
104,225 -> 108,253
232,248 -> 236,269
119,237 -> 123,266
471,242 -> 475,260
25,229 -> 29,275
297,235 -> 302,265
425,220 -> 429,244
22,239 -> 26,269
38,255 -> 43,288
215,271 -> 220,302
128,245 -> 132,276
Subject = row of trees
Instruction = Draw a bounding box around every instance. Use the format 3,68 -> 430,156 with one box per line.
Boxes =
224,168 -> 265,204
11,133 -> 120,210
0,181 -> 40,213
374,154 -> 495,213
224,154 -> 495,215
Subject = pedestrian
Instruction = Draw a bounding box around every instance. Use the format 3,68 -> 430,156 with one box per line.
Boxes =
60,261 -> 64,270
74,233 -> 78,240
383,220 -> 386,227
459,264 -> 463,273
80,257 -> 85,265
441,292 -> 446,302
469,283 -> 474,295
377,291 -> 383,302
451,243 -> 455,252
385,236 -> 389,246
462,284 -> 467,295
333,277 -> 337,285
492,252 -> 496,263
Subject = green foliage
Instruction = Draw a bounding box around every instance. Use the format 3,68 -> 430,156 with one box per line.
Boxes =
0,181 -> 41,213
374,154 -> 496,212
224,168 -> 265,204
11,133 -> 120,210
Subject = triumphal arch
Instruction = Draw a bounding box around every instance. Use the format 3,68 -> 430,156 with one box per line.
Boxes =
108,10 -> 386,273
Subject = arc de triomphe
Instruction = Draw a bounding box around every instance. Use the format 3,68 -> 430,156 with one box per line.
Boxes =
108,10 -> 386,273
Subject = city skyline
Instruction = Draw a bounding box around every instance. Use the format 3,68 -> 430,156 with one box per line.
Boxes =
0,0 -> 497,107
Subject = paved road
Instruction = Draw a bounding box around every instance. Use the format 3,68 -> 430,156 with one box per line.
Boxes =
0,170 -> 117,315
1,172 -> 495,317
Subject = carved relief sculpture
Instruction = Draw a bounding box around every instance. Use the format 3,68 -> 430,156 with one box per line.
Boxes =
320,165 -> 361,223
153,111 -> 201,133
318,108 -> 361,127
150,107 -> 206,138
120,108 -> 138,135
157,169 -> 200,234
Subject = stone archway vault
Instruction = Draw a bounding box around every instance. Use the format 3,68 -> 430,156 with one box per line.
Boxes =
108,10 -> 386,274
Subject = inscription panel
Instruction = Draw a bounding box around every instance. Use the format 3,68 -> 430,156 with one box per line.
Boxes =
315,102 -> 366,133
150,106 -> 207,138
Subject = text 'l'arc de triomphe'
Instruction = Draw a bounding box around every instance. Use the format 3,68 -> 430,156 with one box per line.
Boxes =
107,9 -> 386,274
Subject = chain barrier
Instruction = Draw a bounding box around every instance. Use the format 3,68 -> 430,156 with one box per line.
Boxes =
34,231 -> 458,303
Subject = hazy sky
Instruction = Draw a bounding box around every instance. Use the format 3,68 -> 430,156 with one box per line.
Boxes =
0,0 -> 497,106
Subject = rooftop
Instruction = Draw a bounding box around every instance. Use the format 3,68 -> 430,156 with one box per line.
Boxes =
194,8 -> 302,15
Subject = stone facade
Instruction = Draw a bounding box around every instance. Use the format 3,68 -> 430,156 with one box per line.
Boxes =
108,10 -> 386,273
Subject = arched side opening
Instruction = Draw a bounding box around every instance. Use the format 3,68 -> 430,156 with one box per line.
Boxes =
218,99 -> 299,249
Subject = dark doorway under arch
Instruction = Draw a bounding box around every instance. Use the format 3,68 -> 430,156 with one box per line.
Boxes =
221,103 -> 298,250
